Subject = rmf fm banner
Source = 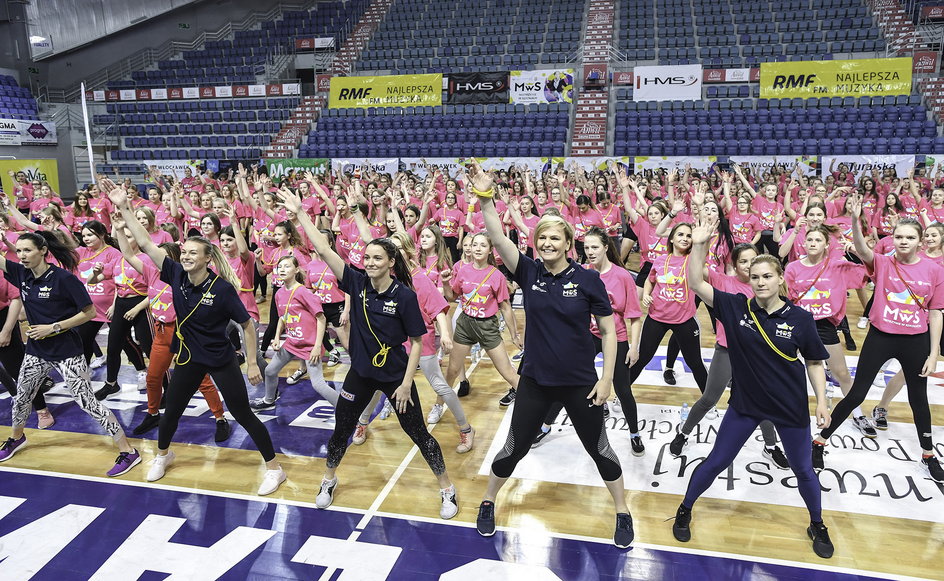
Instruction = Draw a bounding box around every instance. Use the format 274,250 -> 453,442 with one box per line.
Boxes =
328,74 -> 443,109
633,64 -> 703,102
759,58 -> 912,99
0,159 -> 60,201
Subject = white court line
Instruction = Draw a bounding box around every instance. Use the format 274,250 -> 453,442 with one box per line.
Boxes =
0,465 -> 928,581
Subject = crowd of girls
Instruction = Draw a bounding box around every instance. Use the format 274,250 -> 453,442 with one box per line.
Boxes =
0,157 -> 943,557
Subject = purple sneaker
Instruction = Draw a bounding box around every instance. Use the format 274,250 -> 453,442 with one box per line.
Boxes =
0,436 -> 26,462
107,448 -> 142,477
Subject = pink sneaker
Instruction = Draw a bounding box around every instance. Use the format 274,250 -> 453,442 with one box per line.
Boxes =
37,409 -> 55,430
456,427 -> 475,454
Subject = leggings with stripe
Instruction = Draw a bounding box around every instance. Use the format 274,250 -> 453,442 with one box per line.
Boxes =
105,296 -> 151,384
327,368 -> 446,474
12,354 -> 123,437
821,327 -> 934,451
683,406 -> 821,522
681,345 -> 779,446
493,375 -> 622,481
629,316 -> 708,392
542,339 -> 639,433
0,306 -> 46,412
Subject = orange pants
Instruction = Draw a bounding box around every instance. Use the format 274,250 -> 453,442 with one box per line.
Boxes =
147,321 -> 223,417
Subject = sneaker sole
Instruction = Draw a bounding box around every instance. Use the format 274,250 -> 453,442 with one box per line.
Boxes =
476,526 -> 496,537
286,376 -> 308,385
38,419 -> 55,430
108,456 -> 142,477
631,448 -> 645,457
0,441 -> 27,462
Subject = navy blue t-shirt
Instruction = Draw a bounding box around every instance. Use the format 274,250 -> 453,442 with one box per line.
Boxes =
339,265 -> 427,383
712,289 -> 830,427
513,255 -> 613,386
4,261 -> 92,361
160,260 -> 249,368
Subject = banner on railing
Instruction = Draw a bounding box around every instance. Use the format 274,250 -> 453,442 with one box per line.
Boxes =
728,156 -> 819,176
328,74 -> 443,109
633,156 -> 717,172
633,64 -> 703,102
920,5 -> 944,20
509,70 -> 575,105
0,159 -> 60,197
819,155 -> 915,180
703,68 -> 761,83
447,72 -> 509,104
142,160 -> 206,180
294,37 -> 336,50
914,51 -> 940,73
0,118 -> 57,146
87,83 -> 300,102
759,58 -> 912,99
331,158 -> 400,176
262,158 -> 330,180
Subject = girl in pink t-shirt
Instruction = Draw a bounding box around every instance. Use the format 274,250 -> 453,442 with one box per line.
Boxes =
728,195 -> 763,245
433,190 -> 464,262
919,187 -> 944,227
628,222 -> 708,393
814,207 -> 944,480
616,172 -> 670,299
75,221 -> 122,364
442,233 -> 520,405
251,255 -> 339,410
259,221 -> 311,354
418,225 -> 453,291
506,196 -> 541,257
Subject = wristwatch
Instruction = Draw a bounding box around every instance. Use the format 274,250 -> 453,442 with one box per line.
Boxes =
52,322 -> 62,334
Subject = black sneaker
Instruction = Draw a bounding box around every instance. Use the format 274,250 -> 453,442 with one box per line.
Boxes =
630,435 -> 645,457
852,416 -> 877,439
812,443 -> 826,473
663,368 -> 677,385
614,512 -> 634,548
672,504 -> 692,542
457,380 -> 471,397
922,455 -> 944,482
532,428 -> 551,448
286,368 -> 308,385
132,413 -> 161,435
498,389 -> 516,406
94,382 -> 120,401
763,446 -> 791,470
872,406 -> 889,430
477,500 -> 496,536
669,433 -> 688,457
214,418 -> 231,442
844,334 -> 857,351
807,521 -> 834,558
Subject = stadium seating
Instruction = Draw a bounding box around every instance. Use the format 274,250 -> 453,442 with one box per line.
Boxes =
0,75 -> 39,120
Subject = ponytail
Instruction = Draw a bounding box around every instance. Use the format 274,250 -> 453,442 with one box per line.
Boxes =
20,231 -> 78,271
368,238 -> 413,290
185,236 -> 242,289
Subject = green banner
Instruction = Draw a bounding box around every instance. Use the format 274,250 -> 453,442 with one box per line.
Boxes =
263,158 -> 330,180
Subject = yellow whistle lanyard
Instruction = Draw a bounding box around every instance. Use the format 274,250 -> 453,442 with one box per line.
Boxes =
120,259 -> 147,297
174,275 -> 219,365
747,297 -> 797,362
280,284 -> 301,323
361,287 -> 391,368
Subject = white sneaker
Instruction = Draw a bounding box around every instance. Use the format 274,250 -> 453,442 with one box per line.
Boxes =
427,403 -> 445,424
137,370 -> 147,391
315,477 -> 338,508
147,451 -> 175,482
257,467 -> 287,495
872,373 -> 886,387
440,485 -> 458,519
352,423 -> 368,445
705,406 -> 718,420
856,316 -> 868,329
90,355 -> 106,369
378,399 -> 393,420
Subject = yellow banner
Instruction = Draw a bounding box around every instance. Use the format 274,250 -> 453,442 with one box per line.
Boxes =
329,74 -> 443,108
0,159 -> 61,203
759,58 -> 912,99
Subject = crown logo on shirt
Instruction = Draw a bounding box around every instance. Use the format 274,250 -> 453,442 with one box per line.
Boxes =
39,286 -> 51,292
775,322 -> 794,339
776,322 -> 794,331
562,281 -> 579,297
382,300 -> 397,314
562,282 -> 579,289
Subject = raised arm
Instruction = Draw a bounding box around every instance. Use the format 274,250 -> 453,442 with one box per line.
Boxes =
849,195 -> 873,267
278,189 -> 346,281
687,217 -> 718,307
111,217 -> 146,273
102,179 -> 166,270
468,159 -> 519,273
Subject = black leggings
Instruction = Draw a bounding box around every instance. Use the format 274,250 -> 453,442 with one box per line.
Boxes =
159,356 -> 276,460
327,368 -> 446,474
254,262 -> 268,297
0,305 -> 45,411
260,283 -> 282,352
105,296 -> 151,383
543,338 -> 640,433
757,230 -> 779,257
821,327 -> 934,451
444,236 -> 461,264
493,375 -> 622,481
630,316 -> 708,392
665,298 -> 715,368
76,319 -> 141,365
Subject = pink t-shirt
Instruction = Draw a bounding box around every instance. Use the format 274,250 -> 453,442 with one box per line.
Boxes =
141,261 -> 176,323
632,213 -> 668,263
920,200 -> 944,225
751,197 -> 782,230
227,251 -> 259,320
785,259 -> 867,326
0,277 -> 18,310
76,246 -> 122,322
516,214 -> 541,252
573,208 -> 604,242
598,204 -> 623,237
306,258 -> 345,304
647,253 -> 696,324
705,235 -> 731,274
435,208 -> 464,238
110,254 -> 150,298
707,270 -> 752,348
149,229 -> 174,245
590,265 -> 642,342
276,283 -> 325,359
406,268 -> 450,357
452,263 -> 509,318
868,254 -> 944,334
729,211 -> 762,244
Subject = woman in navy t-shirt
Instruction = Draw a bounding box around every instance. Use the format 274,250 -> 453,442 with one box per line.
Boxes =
675,216 -> 835,559
0,230 -> 141,477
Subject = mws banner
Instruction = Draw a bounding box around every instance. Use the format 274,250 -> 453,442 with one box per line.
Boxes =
328,74 -> 443,109
447,72 -> 509,104
759,58 -> 912,99
509,70 -> 574,105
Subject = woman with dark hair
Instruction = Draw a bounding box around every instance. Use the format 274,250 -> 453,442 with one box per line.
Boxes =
107,183 -> 285,495
74,220 -> 122,367
0,276 -> 53,428
0,230 -> 141,476
279,190 -> 459,519
67,192 -> 97,235
872,192 -> 905,239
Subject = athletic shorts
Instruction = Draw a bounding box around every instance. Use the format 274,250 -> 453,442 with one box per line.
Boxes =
815,318 -> 840,346
322,301 -> 344,327
454,312 -> 503,350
